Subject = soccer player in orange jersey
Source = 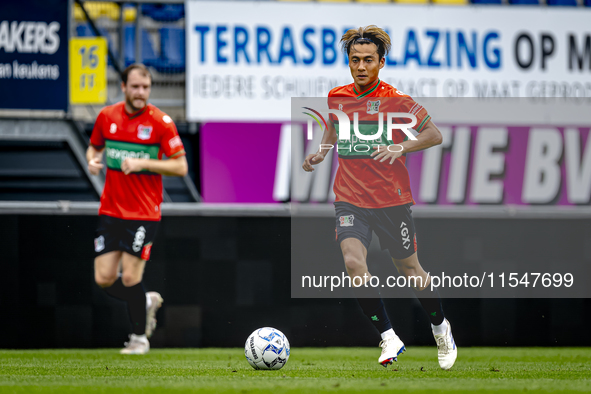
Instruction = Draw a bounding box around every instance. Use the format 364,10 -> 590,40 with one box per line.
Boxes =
302,26 -> 457,370
87,64 -> 188,354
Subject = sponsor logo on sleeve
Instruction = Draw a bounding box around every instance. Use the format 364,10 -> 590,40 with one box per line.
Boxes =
162,115 -> 172,124
409,103 -> 423,116
169,135 -> 182,149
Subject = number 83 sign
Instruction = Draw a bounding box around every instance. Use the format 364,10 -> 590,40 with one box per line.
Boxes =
69,37 -> 107,104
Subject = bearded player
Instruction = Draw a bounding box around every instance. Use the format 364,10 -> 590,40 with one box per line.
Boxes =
302,26 -> 457,370
87,64 -> 188,354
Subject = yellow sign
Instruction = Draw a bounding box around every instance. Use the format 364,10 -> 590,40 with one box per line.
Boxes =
69,37 -> 107,104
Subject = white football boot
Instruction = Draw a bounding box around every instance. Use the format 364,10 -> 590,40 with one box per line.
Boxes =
433,319 -> 457,370
378,335 -> 405,367
145,292 -> 163,338
120,334 -> 150,355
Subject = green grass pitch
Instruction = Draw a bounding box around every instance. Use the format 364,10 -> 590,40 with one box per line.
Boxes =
0,347 -> 590,393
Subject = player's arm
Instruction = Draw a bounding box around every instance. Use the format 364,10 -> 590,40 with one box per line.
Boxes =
302,120 -> 338,172
371,119 -> 442,164
397,119 -> 442,153
121,155 -> 188,177
86,145 -> 104,176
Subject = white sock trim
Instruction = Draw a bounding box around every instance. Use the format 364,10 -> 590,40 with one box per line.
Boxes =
380,328 -> 396,340
432,319 -> 448,336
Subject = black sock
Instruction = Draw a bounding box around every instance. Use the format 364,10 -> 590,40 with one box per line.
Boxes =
354,286 -> 393,335
104,277 -> 127,301
103,278 -> 147,335
125,282 -> 147,335
413,285 -> 445,326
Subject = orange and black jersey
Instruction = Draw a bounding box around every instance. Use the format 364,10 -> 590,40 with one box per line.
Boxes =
328,79 -> 431,209
90,102 -> 186,221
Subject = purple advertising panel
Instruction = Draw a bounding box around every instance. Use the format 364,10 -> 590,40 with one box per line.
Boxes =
407,125 -> 591,206
200,122 -> 283,203
201,122 -> 591,206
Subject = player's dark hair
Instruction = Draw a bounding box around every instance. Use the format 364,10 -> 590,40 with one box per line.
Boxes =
121,63 -> 152,84
340,25 -> 391,60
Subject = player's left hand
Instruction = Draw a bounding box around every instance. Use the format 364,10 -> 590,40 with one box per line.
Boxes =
121,158 -> 146,175
370,145 -> 404,164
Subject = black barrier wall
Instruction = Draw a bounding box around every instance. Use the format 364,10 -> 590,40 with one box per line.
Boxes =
0,214 -> 590,348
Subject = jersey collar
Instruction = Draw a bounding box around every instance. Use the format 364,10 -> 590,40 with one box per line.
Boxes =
124,105 -> 148,120
353,79 -> 381,99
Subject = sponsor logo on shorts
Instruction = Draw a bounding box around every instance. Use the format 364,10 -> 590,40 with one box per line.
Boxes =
132,226 -> 146,252
137,125 -> 153,140
339,215 -> 354,227
94,235 -> 105,252
400,221 -> 411,250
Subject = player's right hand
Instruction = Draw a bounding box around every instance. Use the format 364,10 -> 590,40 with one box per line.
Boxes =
88,158 -> 104,175
302,153 -> 325,172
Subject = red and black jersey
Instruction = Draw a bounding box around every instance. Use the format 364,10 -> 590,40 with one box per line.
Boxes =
90,102 -> 185,221
328,79 -> 431,209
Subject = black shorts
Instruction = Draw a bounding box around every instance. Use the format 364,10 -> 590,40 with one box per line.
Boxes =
335,201 -> 417,260
94,215 -> 159,261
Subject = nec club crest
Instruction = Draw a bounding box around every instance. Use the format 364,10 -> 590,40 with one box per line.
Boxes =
366,100 -> 381,115
137,125 -> 153,140
339,215 -> 354,227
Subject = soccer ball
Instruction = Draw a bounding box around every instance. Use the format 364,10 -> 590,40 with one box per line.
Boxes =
244,327 -> 290,370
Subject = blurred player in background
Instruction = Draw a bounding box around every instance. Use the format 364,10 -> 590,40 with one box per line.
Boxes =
87,63 -> 188,354
302,26 -> 457,370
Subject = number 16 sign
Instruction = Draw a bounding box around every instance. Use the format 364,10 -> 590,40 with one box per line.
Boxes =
69,37 -> 107,104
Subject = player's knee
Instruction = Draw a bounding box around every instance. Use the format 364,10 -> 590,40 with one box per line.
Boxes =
393,263 -> 416,278
95,272 -> 116,288
343,254 -> 365,275
393,259 -> 418,277
402,267 -> 419,278
121,272 -> 141,287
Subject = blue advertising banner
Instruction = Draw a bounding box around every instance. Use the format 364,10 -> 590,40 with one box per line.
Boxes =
0,0 -> 68,111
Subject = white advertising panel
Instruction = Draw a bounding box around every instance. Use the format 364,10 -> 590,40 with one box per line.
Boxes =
186,1 -> 591,121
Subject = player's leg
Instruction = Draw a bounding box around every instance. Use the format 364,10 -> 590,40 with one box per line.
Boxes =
380,204 -> 456,370
94,240 -> 149,354
122,219 -> 163,337
94,216 -> 138,303
335,202 -> 404,366
391,252 -> 444,326
341,238 -> 393,335
373,204 -> 447,326
116,219 -> 161,354
392,252 -> 457,370
340,238 -> 405,367
94,215 -> 123,289
373,204 -> 457,369
117,252 -> 150,354
94,251 -> 122,288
